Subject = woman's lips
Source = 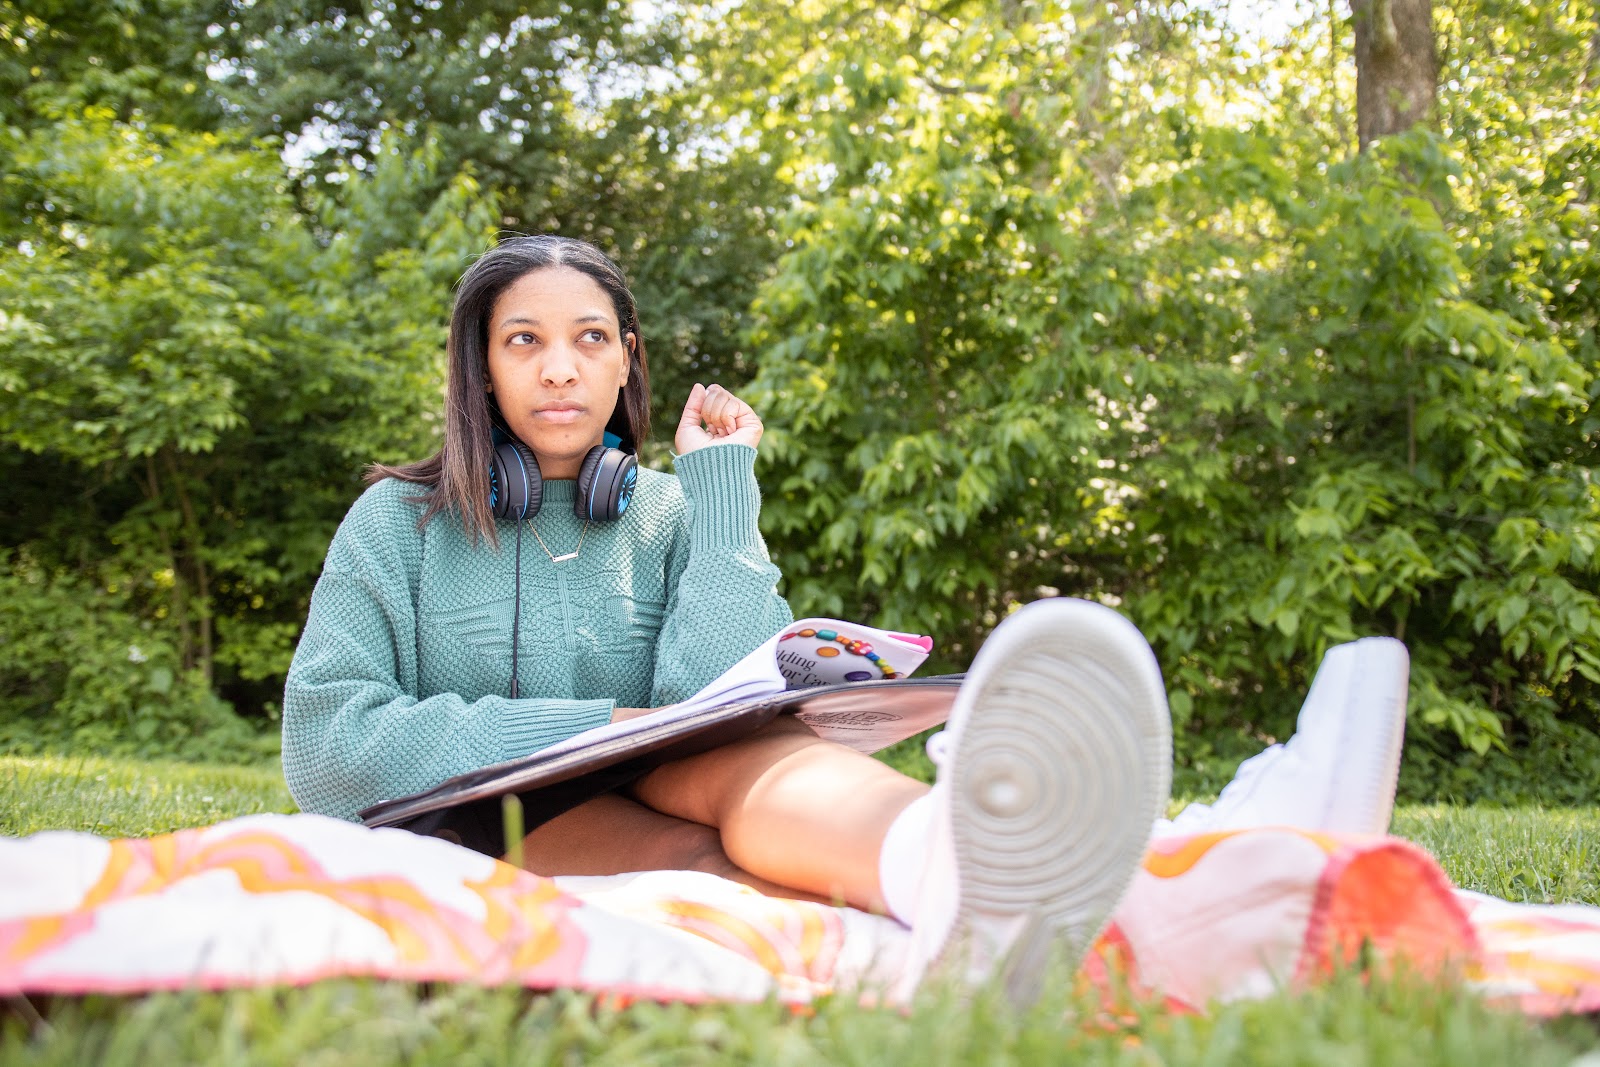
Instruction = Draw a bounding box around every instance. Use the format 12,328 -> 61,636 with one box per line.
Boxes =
532,407 -> 585,424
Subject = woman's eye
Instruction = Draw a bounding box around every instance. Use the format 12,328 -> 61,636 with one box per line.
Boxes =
509,332 -> 536,345
581,329 -> 607,343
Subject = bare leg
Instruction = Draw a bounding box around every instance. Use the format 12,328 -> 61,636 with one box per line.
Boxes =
629,716 -> 929,912
507,791 -> 829,903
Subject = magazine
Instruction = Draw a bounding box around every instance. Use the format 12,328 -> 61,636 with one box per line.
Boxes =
664,617 -> 934,717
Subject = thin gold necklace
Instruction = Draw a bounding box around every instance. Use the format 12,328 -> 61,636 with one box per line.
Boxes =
527,519 -> 589,563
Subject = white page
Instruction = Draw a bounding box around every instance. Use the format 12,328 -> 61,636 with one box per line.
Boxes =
483,625 -> 794,770
530,618 -> 934,758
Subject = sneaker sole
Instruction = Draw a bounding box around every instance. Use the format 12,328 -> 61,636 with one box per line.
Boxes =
939,598 -> 1172,1002
1319,636 -> 1410,835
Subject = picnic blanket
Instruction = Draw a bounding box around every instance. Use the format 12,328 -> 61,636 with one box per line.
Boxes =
3,814 -> 1598,1016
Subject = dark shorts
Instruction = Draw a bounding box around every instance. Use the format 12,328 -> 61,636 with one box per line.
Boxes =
390,761 -> 653,858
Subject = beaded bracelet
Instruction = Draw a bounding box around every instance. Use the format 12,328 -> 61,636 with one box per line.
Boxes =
778,626 -> 900,680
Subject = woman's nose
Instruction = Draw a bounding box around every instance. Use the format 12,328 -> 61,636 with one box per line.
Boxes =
541,345 -> 580,386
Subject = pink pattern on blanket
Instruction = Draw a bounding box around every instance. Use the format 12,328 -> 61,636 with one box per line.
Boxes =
0,817 -> 592,993
3,816 -> 1598,1015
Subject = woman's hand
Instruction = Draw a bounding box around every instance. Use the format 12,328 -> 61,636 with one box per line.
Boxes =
674,383 -> 764,455
611,706 -> 660,723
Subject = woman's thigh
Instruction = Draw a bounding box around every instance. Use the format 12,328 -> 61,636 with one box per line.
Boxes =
630,715 -> 920,831
510,791 -> 724,875
510,790 -> 829,902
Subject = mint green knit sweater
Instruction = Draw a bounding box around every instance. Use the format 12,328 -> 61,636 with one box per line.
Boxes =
283,443 -> 792,822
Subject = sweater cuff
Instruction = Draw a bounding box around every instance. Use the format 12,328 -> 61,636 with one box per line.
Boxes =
500,698 -> 615,761
673,443 -> 764,551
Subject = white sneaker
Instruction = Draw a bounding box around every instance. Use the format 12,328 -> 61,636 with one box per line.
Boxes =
893,598 -> 1172,1005
1159,636 -> 1409,837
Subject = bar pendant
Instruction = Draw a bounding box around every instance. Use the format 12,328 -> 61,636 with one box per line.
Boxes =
550,550 -> 580,563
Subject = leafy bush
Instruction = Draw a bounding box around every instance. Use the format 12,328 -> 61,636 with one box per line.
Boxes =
0,551 -> 263,761
0,114 -> 495,759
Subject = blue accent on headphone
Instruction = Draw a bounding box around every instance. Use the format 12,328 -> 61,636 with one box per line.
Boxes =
617,466 -> 637,516
603,430 -> 622,449
508,443 -> 532,520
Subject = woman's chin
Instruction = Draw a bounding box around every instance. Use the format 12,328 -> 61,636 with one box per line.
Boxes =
522,439 -> 602,480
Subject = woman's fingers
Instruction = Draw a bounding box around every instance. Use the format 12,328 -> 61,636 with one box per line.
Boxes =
674,383 -> 763,454
701,384 -> 735,435
718,388 -> 763,449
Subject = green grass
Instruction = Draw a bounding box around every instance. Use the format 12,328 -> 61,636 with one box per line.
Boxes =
3,755 -> 1598,1065
6,971 -> 1599,1067
1395,805 -> 1600,906
0,755 -> 295,839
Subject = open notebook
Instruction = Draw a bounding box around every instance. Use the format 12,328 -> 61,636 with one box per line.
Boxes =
360,618 -> 961,829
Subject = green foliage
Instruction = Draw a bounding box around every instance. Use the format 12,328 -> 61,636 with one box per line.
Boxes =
0,112 -> 495,758
730,0 -> 1599,783
1123,128 -> 1598,761
0,0 -> 222,131
0,552 -> 259,761
203,0 -> 648,220
1400,693 -> 1600,807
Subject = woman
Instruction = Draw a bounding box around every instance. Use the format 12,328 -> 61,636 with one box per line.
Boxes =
283,235 -> 1171,999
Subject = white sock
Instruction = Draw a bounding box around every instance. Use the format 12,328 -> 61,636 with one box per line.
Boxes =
877,792 -> 935,926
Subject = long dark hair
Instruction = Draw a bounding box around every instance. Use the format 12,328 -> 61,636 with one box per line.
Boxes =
368,234 -> 652,545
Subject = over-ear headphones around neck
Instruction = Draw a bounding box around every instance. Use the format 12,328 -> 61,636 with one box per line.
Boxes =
488,428 -> 639,523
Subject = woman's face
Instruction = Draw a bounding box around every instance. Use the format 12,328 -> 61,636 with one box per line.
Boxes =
485,267 -> 633,480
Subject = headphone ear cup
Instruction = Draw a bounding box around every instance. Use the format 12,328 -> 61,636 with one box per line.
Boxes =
575,447 -> 638,522
614,458 -> 638,517
575,446 -> 606,520
489,440 -> 542,520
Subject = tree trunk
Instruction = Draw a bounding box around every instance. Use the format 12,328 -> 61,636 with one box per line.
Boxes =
163,448 -> 214,685
144,455 -> 193,672
1581,13 -> 1599,99
1350,0 -> 1437,149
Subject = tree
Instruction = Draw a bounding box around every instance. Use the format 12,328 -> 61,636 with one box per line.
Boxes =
1351,0 -> 1437,148
3,0 -> 1594,800
0,0 -> 221,130
199,1 -> 626,213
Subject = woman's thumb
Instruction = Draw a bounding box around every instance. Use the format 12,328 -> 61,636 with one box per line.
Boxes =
678,383 -> 707,426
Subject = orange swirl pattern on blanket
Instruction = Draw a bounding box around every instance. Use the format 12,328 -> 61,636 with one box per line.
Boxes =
3,817 -> 1597,1015
1141,828 -> 1342,880
1457,898 -> 1600,1015
653,896 -> 842,984
2,820 -> 588,991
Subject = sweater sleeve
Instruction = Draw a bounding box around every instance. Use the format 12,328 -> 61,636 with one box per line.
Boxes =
281,484 -> 614,822
649,444 -> 793,706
